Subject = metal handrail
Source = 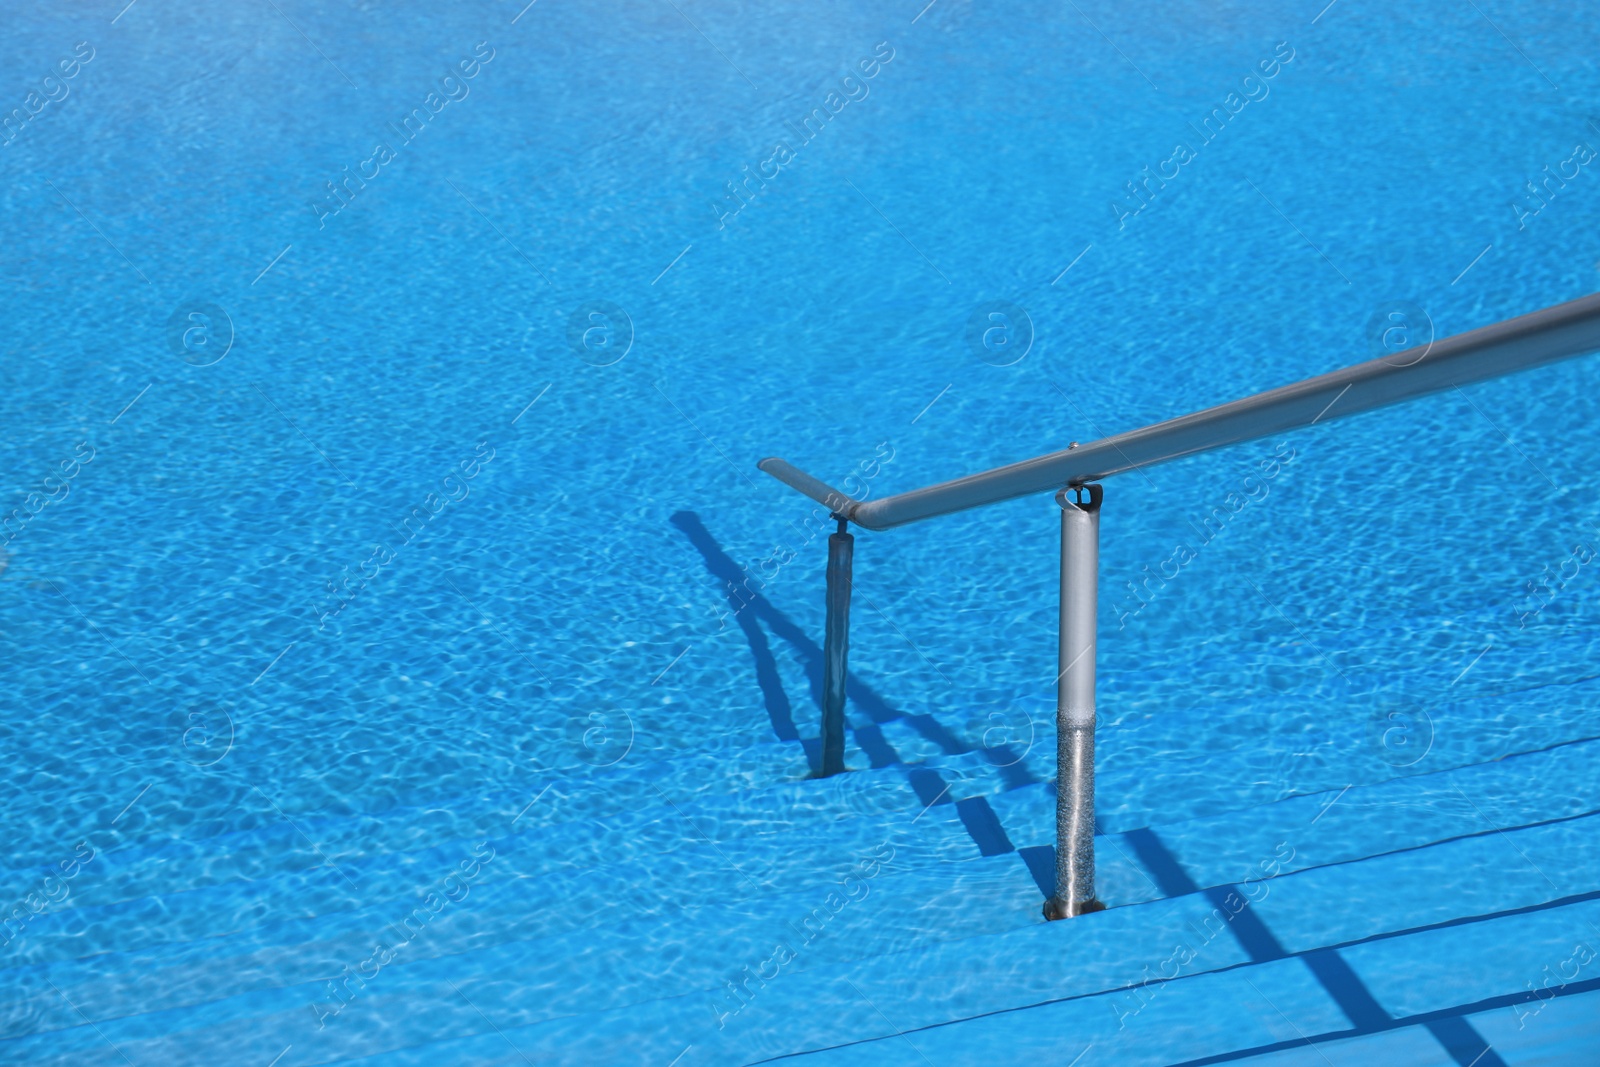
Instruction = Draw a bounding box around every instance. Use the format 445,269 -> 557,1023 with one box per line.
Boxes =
757,290 -> 1600,920
761,291 -> 1600,530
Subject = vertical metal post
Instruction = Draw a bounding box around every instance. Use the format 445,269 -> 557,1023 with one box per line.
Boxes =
820,517 -> 853,777
1046,484 -> 1104,919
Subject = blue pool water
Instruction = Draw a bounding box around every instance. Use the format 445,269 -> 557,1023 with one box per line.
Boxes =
4,0 -> 1600,1064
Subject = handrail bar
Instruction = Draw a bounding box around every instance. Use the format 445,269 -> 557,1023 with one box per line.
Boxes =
760,291 -> 1600,530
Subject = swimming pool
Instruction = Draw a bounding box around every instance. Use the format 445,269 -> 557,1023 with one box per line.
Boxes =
4,0 -> 1600,1063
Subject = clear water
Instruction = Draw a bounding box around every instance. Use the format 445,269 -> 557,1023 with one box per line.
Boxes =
3,0 -> 1600,1064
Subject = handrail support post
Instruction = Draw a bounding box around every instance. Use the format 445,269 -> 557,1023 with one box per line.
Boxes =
1046,483 -> 1105,920
820,515 -> 853,777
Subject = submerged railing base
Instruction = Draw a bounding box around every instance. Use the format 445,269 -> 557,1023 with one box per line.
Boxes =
1043,896 -> 1107,920
1044,722 -> 1103,920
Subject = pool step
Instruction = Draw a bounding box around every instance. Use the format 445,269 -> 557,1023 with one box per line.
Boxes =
4,735 -> 1597,1065
727,897 -> 1600,1067
7,613 -> 1600,876
11,808 -> 1597,1066
290,811 -> 1600,1067
9,652 -> 1599,949
0,741 -> 1039,969
9,709 -> 1598,986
